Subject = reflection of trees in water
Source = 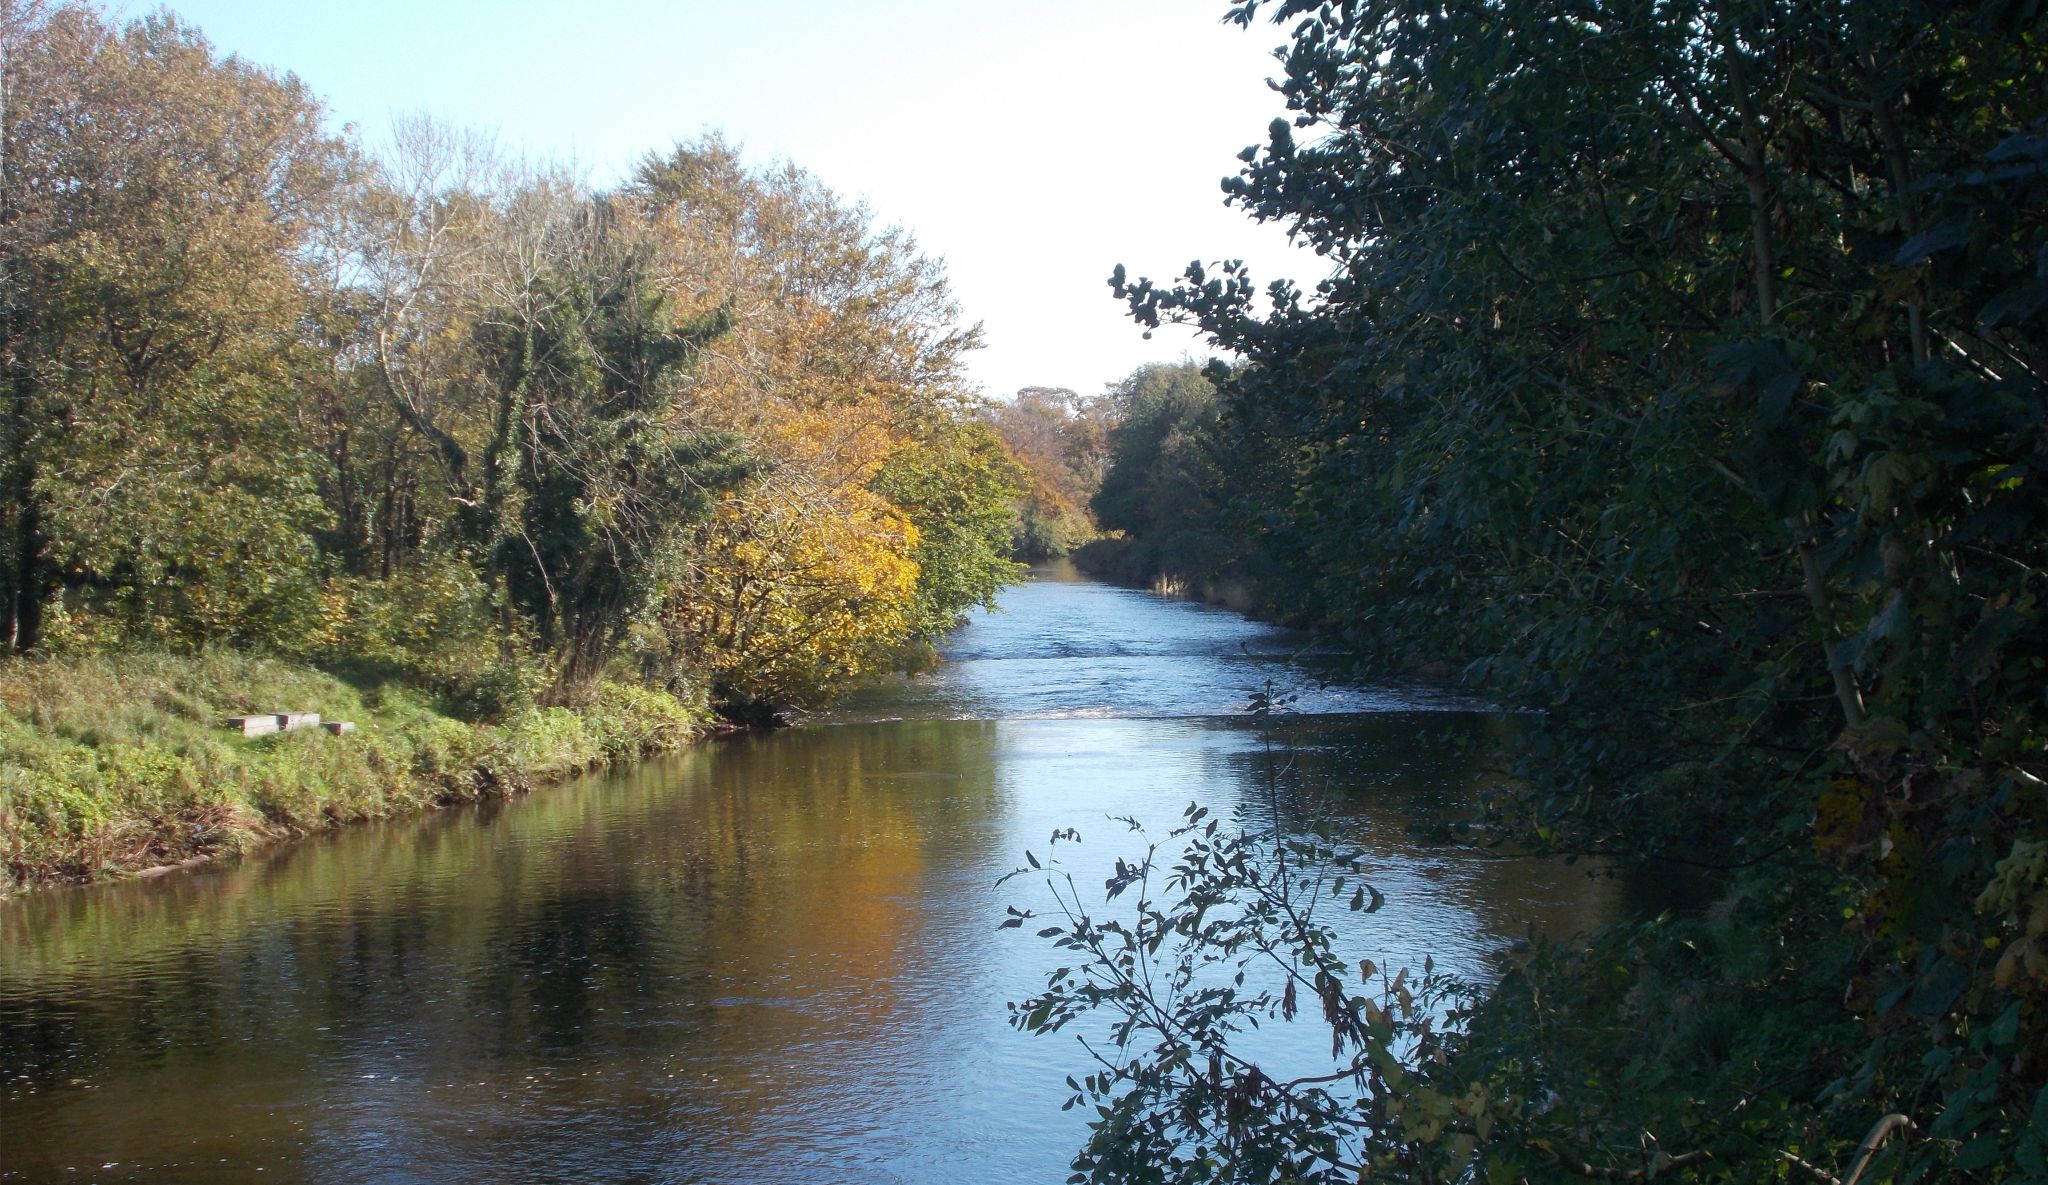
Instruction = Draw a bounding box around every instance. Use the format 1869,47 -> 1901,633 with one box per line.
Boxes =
0,720 -> 1014,1180
1223,713 -> 1624,956
0,712 -> 1628,1181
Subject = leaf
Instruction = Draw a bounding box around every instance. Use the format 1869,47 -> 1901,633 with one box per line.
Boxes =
1894,219 -> 1973,265
1954,1135 -> 2001,1173
1977,280 -> 2048,331
1988,1002 -> 2022,1047
1707,339 -> 1801,423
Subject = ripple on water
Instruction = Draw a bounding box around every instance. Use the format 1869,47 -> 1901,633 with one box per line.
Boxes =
816,569 -> 1480,726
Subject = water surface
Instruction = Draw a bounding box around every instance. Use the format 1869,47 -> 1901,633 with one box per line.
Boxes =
0,565 -> 1614,1183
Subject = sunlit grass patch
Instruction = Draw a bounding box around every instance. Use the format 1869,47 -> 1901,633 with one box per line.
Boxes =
0,652 -> 711,893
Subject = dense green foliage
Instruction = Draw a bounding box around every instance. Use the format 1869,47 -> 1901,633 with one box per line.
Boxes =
1075,362 -> 1246,590
1,9 -> 348,655
1026,0 -> 2048,1180
875,416 -> 1027,640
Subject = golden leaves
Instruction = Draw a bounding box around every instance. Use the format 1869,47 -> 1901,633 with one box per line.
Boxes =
675,478 -> 920,708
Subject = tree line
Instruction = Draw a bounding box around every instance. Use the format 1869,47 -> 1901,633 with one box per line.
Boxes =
983,362 -> 1225,572
0,3 -> 1022,718
1031,0 -> 2048,1180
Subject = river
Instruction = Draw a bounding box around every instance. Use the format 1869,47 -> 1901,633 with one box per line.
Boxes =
0,564 -> 1620,1183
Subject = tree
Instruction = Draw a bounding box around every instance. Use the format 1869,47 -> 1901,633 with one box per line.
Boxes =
482,198 -> 758,689
1080,362 -> 1240,587
0,6 -> 1019,724
874,413 -> 1024,638
1031,0 -> 2048,1180
0,6 -> 352,651
987,385 -> 1115,559
668,477 -> 919,714
629,138 -> 1016,711
342,136 -> 768,696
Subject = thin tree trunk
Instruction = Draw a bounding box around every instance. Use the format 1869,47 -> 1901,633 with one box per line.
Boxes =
1719,5 -> 1868,731
0,0 -> 42,652
1871,85 -> 1931,366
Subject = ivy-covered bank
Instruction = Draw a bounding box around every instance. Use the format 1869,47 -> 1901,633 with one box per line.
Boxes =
0,653 -> 712,894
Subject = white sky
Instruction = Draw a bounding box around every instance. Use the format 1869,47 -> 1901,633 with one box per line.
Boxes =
144,0 -> 1320,399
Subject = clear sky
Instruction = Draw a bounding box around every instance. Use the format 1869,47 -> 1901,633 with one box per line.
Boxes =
133,0 -> 1318,400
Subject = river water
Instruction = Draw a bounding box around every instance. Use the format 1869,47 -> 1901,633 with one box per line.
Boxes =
0,565 -> 1618,1183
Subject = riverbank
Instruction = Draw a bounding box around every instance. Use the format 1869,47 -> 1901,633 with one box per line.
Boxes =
0,652 -> 715,895
1070,538 -> 1266,617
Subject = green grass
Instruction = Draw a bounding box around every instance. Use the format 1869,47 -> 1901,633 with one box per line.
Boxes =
0,652 -> 712,893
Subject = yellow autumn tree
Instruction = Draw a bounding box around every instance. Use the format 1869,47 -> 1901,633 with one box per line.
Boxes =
627,137 -> 1007,711
673,477 -> 918,715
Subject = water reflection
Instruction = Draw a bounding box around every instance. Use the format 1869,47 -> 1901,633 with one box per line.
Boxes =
2,569 -> 1614,1184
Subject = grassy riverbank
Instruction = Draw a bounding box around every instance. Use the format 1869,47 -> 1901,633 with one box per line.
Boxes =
0,653 -> 713,894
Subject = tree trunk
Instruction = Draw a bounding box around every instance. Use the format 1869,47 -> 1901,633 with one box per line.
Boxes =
1718,4 -> 1867,731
